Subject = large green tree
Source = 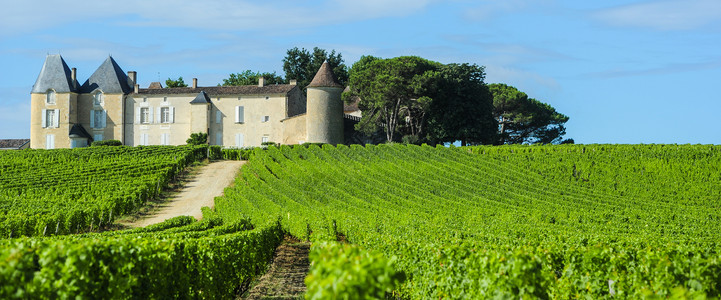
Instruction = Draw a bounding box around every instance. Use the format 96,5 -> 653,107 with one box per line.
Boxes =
488,83 -> 569,144
221,70 -> 284,86
165,77 -> 187,88
283,47 -> 349,89
346,56 -> 440,142
423,63 -> 497,145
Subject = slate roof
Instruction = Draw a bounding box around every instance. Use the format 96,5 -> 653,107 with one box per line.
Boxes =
31,54 -> 78,93
308,61 -> 343,88
190,91 -> 211,104
135,84 -> 297,96
80,57 -> 133,94
0,139 -> 30,149
148,82 -> 163,89
68,124 -> 92,139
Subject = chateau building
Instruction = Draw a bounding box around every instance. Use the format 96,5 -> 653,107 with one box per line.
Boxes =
30,55 -> 345,149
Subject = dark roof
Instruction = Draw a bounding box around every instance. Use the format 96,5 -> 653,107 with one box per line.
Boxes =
148,82 -> 163,89
342,86 -> 360,112
308,61 -> 343,88
190,91 -> 211,104
31,54 -> 78,93
0,139 -> 30,149
80,57 -> 133,94
135,84 -> 297,96
68,124 -> 92,139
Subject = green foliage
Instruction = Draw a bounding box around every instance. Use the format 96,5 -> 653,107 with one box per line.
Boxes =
283,47 -> 348,89
0,218 -> 284,299
165,76 -> 188,88
489,83 -> 569,144
211,143 -> 721,298
186,132 -> 208,145
346,56 -> 441,142
423,63 -> 497,145
305,242 -> 406,300
90,139 -> 122,146
0,145 -> 207,237
221,70 -> 285,86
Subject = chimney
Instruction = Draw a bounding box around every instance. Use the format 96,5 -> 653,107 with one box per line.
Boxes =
258,77 -> 265,87
289,79 -> 297,86
134,84 -> 139,93
192,78 -> 198,89
71,68 -> 77,82
128,71 -> 137,85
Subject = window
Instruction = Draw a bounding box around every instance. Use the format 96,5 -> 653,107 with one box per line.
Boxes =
94,91 -> 103,105
160,133 -> 170,145
43,109 -> 59,128
265,96 -> 269,100
160,107 -> 170,123
94,134 -> 103,142
261,136 -> 269,144
235,133 -> 244,148
261,115 -> 269,123
140,107 -> 149,124
140,134 -> 149,146
216,132 -> 223,146
163,97 -> 167,102
46,135 -> 55,149
235,106 -> 244,123
216,110 -> 222,124
46,90 -> 56,104
91,110 -> 106,128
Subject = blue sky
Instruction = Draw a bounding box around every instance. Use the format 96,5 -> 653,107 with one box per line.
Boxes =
1,0 -> 719,144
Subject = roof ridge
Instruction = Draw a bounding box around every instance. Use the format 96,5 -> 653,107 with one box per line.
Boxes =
80,56 -> 132,94
31,54 -> 78,93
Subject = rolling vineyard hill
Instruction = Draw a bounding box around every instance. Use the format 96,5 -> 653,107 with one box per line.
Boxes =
213,144 -> 721,298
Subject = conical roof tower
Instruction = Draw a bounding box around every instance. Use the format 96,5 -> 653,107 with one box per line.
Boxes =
80,56 -> 132,94
31,54 -> 78,93
305,61 -> 344,145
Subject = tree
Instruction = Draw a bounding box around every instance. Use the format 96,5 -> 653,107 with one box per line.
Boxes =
165,77 -> 188,88
488,83 -> 569,144
423,63 -> 497,146
346,56 -> 440,142
221,70 -> 285,86
282,47 -> 349,89
186,132 -> 208,145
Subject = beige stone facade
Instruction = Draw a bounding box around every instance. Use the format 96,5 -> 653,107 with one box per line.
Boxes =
30,55 -> 346,149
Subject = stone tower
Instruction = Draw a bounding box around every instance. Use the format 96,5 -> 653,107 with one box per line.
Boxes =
305,61 -> 344,145
30,54 -> 80,149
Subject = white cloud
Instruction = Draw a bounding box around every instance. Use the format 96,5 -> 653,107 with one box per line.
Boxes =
594,0 -> 721,30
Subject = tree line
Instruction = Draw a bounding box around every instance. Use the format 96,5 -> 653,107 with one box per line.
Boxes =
167,47 -> 570,145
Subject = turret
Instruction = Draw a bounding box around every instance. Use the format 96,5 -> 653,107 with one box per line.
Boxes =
30,54 -> 80,149
305,61 -> 344,145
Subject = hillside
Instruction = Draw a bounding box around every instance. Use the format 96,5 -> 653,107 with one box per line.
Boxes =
215,144 -> 721,298
1,144 -> 720,298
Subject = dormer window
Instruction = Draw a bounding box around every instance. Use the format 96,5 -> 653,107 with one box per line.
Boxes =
94,91 -> 103,105
46,90 -> 56,104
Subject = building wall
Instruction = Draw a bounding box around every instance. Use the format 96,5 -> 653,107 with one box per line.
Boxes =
77,92 -> 125,143
30,92 -> 76,149
281,114 -> 307,145
124,94 -> 194,146
190,104 -> 209,135
306,86 -> 344,145
209,93 -> 288,147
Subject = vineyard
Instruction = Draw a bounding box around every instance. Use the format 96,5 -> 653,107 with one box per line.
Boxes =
0,144 -> 720,298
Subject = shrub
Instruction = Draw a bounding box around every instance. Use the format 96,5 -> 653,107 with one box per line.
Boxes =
91,140 -> 122,146
186,133 -> 208,145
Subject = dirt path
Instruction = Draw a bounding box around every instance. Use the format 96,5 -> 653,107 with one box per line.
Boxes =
243,236 -> 310,299
127,160 -> 245,228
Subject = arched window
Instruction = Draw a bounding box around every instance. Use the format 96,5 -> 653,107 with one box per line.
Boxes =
94,91 -> 103,105
46,90 -> 56,104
